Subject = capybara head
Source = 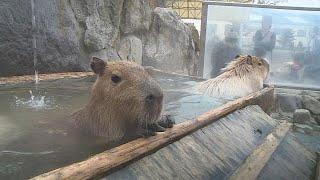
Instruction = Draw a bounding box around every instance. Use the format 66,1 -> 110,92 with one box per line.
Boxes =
199,55 -> 269,98
73,57 -> 163,140
222,55 -> 269,80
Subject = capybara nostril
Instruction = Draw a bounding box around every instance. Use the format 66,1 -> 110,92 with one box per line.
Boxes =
146,94 -> 155,103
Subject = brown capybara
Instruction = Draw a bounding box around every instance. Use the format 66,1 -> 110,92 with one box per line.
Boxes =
72,57 -> 174,143
198,55 -> 269,99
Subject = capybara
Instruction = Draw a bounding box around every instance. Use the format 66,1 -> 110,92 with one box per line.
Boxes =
198,55 -> 269,99
72,57 -> 174,143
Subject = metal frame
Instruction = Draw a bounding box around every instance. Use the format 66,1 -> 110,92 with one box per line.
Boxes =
199,1 -> 320,90
166,0 -> 202,19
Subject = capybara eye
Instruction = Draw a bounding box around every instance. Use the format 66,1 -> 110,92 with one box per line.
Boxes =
258,62 -> 262,66
111,74 -> 121,83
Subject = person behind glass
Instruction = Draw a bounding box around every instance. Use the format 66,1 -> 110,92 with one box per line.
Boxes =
304,26 -> 320,81
210,24 -> 241,78
309,26 -> 320,65
253,16 -> 276,63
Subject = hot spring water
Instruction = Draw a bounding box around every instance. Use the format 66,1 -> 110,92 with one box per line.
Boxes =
0,74 -> 224,179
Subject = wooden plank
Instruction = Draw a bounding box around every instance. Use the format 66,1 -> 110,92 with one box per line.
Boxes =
31,87 -> 274,180
0,72 -> 94,86
229,121 -> 291,180
251,86 -> 275,114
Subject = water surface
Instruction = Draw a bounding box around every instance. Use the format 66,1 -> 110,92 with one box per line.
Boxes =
0,74 -> 225,179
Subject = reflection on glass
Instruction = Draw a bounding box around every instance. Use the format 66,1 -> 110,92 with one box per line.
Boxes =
203,4 -> 320,88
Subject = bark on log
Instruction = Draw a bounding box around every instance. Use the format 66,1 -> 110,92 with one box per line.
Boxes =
31,87 -> 274,180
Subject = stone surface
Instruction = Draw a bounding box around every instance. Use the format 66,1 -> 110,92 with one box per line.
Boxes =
120,0 -> 152,34
118,35 -> 142,65
301,95 -> 320,115
274,88 -> 320,125
293,109 -> 311,124
143,8 -> 198,74
277,93 -> 303,112
0,1 -> 198,77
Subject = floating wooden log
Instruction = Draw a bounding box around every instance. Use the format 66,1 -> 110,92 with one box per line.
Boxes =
31,87 -> 274,180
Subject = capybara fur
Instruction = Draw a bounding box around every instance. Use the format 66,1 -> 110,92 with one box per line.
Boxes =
72,57 -> 174,143
198,55 -> 269,99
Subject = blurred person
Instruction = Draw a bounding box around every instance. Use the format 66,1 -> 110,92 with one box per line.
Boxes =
290,53 -> 305,81
253,16 -> 276,63
304,26 -> 320,82
210,23 -> 241,77
308,26 -> 320,65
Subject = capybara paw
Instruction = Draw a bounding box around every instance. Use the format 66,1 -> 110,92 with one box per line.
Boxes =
158,115 -> 175,128
148,123 -> 166,132
138,128 -> 156,137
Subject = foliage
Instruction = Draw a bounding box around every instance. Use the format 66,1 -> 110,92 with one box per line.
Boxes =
278,28 -> 295,49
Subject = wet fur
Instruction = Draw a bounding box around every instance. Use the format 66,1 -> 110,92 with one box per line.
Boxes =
72,59 -> 164,143
198,55 -> 269,99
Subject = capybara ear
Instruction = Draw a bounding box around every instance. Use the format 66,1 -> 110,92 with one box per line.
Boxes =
235,54 -> 241,59
246,55 -> 253,65
91,57 -> 106,75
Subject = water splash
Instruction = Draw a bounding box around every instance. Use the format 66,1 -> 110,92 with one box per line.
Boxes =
12,90 -> 57,110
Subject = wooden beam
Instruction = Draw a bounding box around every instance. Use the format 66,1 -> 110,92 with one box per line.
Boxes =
31,87 -> 274,180
0,72 -> 93,86
229,121 -> 291,180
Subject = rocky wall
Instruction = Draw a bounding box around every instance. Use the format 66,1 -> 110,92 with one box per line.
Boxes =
0,0 -> 198,76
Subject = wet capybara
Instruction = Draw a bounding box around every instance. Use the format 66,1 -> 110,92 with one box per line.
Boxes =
198,55 -> 269,99
72,57 -> 174,143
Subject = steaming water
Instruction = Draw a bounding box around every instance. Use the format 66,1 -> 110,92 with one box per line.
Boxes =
0,74 -> 224,179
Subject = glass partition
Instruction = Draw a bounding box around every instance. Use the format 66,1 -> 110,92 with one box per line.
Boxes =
201,2 -> 320,89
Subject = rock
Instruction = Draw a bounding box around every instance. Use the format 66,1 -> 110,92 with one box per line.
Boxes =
149,0 -> 166,9
276,93 -> 303,112
0,0 -> 124,76
314,115 -> 320,125
302,95 -> 320,115
143,8 -> 198,74
121,0 -> 152,34
0,0 -> 33,76
118,35 -> 142,65
184,23 -> 200,76
293,109 -> 312,124
0,1 -> 197,76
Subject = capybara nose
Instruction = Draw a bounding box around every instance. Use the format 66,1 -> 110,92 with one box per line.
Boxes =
145,93 -> 163,103
146,94 -> 155,103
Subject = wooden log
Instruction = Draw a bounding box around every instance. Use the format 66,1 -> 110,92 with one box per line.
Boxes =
31,87 -> 274,180
229,121 -> 291,180
0,72 -> 94,86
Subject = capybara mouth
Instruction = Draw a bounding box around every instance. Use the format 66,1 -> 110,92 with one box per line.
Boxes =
143,102 -> 162,124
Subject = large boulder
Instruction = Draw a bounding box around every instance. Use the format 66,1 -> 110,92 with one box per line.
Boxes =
293,109 -> 317,125
0,0 -> 34,76
118,35 -> 143,65
276,93 -> 303,112
0,1 -> 198,76
0,0 -> 125,76
143,8 -> 198,74
301,95 -> 320,115
120,0 -> 152,34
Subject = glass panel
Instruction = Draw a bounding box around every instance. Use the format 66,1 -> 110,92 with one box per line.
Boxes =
203,4 -> 320,89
